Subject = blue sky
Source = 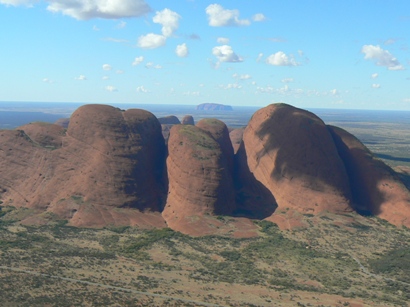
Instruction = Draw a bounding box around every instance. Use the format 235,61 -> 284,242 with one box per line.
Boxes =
1,0 -> 409,110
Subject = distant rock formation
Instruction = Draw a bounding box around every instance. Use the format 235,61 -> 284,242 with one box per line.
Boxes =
158,116 -> 181,125
54,118 -> 70,128
196,103 -> 233,111
181,115 -> 195,125
229,127 -> 245,154
0,102 -> 409,233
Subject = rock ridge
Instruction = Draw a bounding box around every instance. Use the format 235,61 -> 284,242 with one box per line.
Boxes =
0,103 -> 409,234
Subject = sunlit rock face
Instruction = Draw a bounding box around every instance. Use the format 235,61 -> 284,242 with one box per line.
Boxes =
0,104 -> 168,228
162,124 -> 236,232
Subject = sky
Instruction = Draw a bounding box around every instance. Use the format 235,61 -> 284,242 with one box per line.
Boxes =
1,0 -> 410,110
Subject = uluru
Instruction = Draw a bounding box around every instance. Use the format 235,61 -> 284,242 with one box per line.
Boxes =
0,102 -> 409,234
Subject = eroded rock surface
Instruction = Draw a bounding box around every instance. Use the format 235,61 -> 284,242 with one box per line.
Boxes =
0,104 -> 167,227
240,103 -> 353,216
162,124 -> 235,233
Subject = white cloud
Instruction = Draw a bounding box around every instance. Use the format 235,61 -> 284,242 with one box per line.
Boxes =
266,51 -> 299,66
102,64 -> 112,71
74,74 -> 87,80
217,37 -> 230,44
175,43 -> 189,57
205,4 -> 250,27
281,78 -> 294,83
361,44 -> 404,70
102,37 -> 129,43
0,0 -> 37,7
371,73 -> 379,79
220,83 -> 242,90
102,76 -> 109,80
153,8 -> 181,37
116,70 -> 124,74
269,37 -> 287,43
212,45 -> 243,63
105,85 -> 117,92
384,38 -> 397,45
330,89 -> 339,95
137,33 -> 166,49
132,56 -> 144,66
372,83 -> 381,89
92,25 -> 100,31
233,73 -> 251,80
116,20 -> 126,29
145,62 -> 162,69
42,78 -> 53,83
403,98 -> 410,103
136,86 -> 149,93
183,91 -> 200,96
252,13 -> 266,22
46,0 -> 151,20
256,53 -> 264,62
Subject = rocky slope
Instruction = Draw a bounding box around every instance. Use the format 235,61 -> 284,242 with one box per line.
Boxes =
0,105 -> 167,228
162,124 -> 236,234
329,125 -> 410,227
240,103 -> 353,216
0,103 -> 409,233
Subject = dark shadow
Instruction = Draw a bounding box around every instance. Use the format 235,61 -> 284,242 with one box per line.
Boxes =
396,171 -> 410,190
375,153 -> 410,163
232,142 -> 277,219
253,105 -> 352,204
327,125 -> 399,216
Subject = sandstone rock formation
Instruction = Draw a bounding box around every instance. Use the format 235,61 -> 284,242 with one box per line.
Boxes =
162,124 -> 235,233
0,104 -> 168,227
196,118 -> 234,173
158,115 -> 181,125
240,103 -> 353,216
181,115 -> 195,125
329,125 -> 410,227
1,102 -> 409,233
18,122 -> 65,149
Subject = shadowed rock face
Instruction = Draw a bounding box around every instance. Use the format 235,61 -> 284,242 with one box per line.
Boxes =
54,118 -> 70,128
163,124 -> 236,232
329,125 -> 410,227
241,103 -> 353,215
181,115 -> 195,125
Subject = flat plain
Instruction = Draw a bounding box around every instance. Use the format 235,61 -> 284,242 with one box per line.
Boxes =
0,207 -> 409,307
